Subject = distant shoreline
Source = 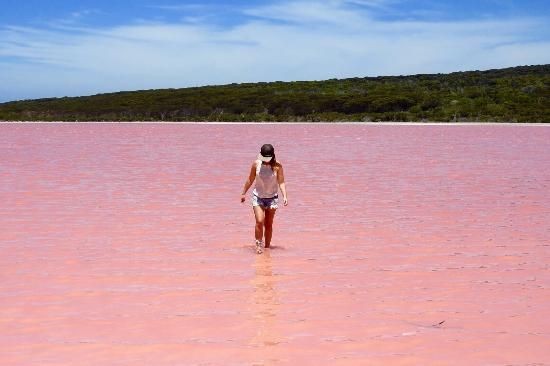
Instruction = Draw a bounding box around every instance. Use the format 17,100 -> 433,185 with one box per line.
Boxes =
1,121 -> 549,126
2,65 -> 548,123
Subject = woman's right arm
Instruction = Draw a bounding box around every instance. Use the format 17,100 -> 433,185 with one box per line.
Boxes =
240,162 -> 256,202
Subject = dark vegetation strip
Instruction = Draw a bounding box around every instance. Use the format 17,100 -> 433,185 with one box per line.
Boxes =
1,65 -> 548,122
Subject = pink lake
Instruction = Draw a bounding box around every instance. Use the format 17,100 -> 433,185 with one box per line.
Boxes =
1,123 -> 549,365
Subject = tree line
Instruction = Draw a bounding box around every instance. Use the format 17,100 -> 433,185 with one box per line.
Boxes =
0,64 -> 548,122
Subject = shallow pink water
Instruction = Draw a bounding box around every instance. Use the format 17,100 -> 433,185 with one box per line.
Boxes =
1,123 -> 549,365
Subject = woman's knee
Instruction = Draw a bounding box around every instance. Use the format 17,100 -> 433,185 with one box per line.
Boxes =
264,209 -> 275,227
253,206 -> 265,224
264,217 -> 274,229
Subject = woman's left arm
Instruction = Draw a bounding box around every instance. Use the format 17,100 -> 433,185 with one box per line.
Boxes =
277,165 -> 288,206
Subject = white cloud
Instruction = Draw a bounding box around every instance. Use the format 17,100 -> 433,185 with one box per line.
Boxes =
0,0 -> 549,102
244,1 -> 369,26
342,0 -> 398,9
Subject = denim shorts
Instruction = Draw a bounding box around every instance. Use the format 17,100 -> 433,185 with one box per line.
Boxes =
252,194 -> 279,209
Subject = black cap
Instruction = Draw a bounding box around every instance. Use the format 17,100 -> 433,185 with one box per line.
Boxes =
260,144 -> 274,157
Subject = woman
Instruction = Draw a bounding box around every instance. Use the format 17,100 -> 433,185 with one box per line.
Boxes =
241,144 -> 288,254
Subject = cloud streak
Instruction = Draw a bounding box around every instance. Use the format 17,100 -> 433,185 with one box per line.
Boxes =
0,0 -> 549,102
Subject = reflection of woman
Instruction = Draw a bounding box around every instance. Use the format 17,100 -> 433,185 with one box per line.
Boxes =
241,144 -> 288,254
250,250 -> 280,349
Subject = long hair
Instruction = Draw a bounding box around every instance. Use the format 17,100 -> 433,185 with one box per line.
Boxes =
269,152 -> 277,170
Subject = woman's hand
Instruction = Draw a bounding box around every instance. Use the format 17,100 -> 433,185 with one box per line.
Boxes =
283,196 -> 288,206
240,194 -> 246,203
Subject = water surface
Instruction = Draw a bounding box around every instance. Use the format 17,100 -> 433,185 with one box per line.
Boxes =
1,123 -> 549,365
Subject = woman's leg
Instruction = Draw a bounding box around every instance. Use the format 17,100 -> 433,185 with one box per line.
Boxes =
253,206 -> 265,242
264,208 -> 276,248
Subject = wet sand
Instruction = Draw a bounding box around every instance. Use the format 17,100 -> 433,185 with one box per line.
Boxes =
1,123 -> 549,365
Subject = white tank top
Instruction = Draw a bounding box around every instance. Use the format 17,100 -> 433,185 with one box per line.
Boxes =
253,160 -> 279,198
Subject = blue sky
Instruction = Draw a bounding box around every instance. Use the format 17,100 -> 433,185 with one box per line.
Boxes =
1,0 -> 549,102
